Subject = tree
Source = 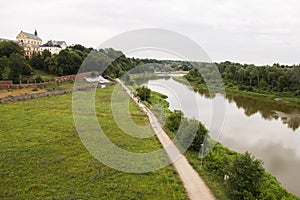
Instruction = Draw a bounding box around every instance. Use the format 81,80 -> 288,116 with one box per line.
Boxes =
189,121 -> 208,151
277,75 -> 289,91
0,41 -> 23,58
164,110 -> 183,132
0,56 -> 10,80
9,53 -> 32,83
41,50 -> 52,71
237,67 -> 245,82
69,44 -> 86,52
56,49 -> 83,75
136,86 -> 151,102
228,152 -> 264,199
45,56 -> 62,76
80,50 -> 111,74
30,53 -> 44,70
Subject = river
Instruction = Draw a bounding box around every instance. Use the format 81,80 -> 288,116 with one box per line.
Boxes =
143,75 -> 300,197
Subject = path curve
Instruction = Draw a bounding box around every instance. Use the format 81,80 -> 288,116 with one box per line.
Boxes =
116,79 -> 216,200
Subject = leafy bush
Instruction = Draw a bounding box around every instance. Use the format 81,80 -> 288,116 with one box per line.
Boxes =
35,76 -> 42,83
227,152 -> 264,199
164,110 -> 183,132
136,86 -> 151,102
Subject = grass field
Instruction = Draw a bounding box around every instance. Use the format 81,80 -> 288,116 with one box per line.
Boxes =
32,69 -> 56,82
0,85 -> 187,200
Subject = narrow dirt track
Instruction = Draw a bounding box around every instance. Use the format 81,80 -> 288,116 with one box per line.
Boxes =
117,79 -> 216,200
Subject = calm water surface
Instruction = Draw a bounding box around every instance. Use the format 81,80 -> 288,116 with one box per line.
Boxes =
145,76 -> 300,197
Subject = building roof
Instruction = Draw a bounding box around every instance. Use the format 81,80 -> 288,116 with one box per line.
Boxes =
20,31 -> 42,41
56,41 -> 66,46
84,76 -> 110,83
41,40 -> 67,48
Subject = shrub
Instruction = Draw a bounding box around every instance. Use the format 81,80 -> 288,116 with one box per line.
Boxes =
35,76 -> 42,83
136,86 -> 151,102
227,152 -> 264,199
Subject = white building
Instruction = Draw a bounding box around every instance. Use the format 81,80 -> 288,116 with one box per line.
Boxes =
40,40 -> 67,54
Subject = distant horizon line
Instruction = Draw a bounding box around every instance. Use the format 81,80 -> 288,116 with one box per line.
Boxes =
0,35 -> 299,66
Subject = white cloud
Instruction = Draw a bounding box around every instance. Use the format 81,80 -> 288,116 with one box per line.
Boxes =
1,0 -> 300,64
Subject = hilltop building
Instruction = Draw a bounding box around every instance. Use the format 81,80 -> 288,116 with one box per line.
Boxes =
40,40 -> 67,54
16,30 -> 42,57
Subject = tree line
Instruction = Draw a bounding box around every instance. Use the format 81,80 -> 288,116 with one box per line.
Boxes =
0,41 -> 32,83
185,61 -> 300,97
0,41 -> 141,83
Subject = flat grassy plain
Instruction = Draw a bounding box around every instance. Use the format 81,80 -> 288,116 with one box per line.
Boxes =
0,85 -> 187,200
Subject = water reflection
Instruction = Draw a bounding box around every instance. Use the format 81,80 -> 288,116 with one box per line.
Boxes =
137,75 -> 300,131
143,75 -> 300,197
225,94 -> 300,131
190,82 -> 300,131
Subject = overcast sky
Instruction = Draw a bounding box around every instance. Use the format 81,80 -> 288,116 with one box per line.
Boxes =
1,0 -> 300,65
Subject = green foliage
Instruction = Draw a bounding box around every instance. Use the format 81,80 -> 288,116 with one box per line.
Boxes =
0,41 -> 30,82
185,61 -> 300,104
136,86 -> 151,102
150,88 -> 299,199
69,44 -> 88,52
0,41 -> 23,57
9,53 -> 32,83
163,109 -> 208,152
0,56 -> 10,80
148,91 -> 169,108
56,49 -> 83,75
0,42 -> 139,82
227,152 -> 264,199
45,55 -> 61,76
164,110 -> 183,132
35,75 -> 42,83
189,121 -> 208,151
217,62 -> 300,96
80,50 -> 111,74
29,53 -> 44,70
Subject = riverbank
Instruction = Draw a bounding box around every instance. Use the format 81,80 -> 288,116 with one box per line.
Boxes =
117,78 -> 216,200
147,86 -> 299,199
173,76 -> 300,107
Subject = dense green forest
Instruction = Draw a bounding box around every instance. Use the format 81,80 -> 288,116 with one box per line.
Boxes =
185,61 -> 300,99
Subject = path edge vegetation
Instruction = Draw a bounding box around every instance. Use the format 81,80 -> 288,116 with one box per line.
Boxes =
136,86 -> 300,200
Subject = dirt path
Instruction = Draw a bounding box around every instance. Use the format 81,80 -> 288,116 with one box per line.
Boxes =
116,79 -> 216,200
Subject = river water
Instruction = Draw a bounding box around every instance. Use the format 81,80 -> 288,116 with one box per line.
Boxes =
144,75 -> 300,197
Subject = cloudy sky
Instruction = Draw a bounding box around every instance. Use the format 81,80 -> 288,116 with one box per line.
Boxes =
1,0 -> 300,65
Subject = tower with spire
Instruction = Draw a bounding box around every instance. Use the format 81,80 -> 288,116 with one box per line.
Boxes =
16,30 -> 42,57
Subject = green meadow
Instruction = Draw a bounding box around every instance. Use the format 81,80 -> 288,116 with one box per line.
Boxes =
0,85 -> 187,200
